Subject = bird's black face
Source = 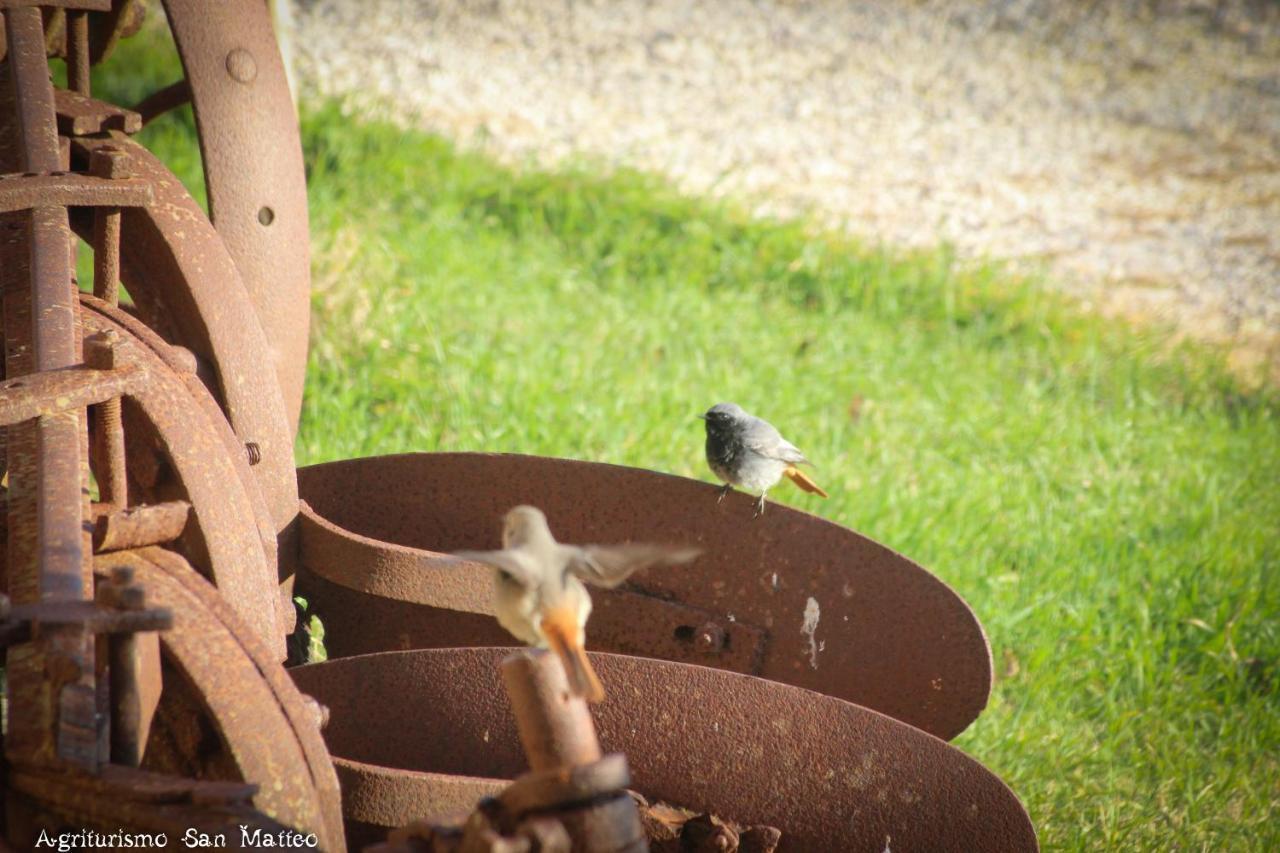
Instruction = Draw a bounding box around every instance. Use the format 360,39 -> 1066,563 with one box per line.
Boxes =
700,404 -> 743,432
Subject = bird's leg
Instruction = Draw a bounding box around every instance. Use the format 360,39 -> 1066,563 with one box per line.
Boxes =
754,493 -> 767,518
717,483 -> 733,504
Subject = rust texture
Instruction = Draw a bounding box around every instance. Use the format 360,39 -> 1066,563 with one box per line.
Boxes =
0,170 -> 151,212
54,86 -> 142,135
80,304 -> 285,653
0,360 -> 145,425
163,0 -> 311,431
292,648 -> 1037,852
0,3 -> 1037,850
360,650 -> 648,853
297,452 -> 993,740
96,547 -> 346,851
68,133 -> 299,575
92,499 -> 189,552
2,2 -> 97,771
501,649 -> 604,772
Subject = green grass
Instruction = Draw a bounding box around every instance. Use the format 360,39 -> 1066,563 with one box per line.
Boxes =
96,22 -> 1279,852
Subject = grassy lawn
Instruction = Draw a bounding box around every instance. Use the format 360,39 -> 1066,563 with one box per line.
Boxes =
96,22 -> 1279,852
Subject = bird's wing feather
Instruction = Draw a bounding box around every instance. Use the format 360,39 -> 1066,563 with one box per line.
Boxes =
566,543 -> 702,588
452,549 -> 540,587
743,417 -> 810,464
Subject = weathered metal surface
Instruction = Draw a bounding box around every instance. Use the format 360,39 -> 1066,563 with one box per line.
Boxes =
54,86 -> 142,135
131,78 -> 189,127
0,361 -> 145,425
68,133 -> 299,578
366,650 -> 649,853
96,564 -> 156,766
163,0 -> 311,432
297,453 -> 993,740
98,547 -> 345,851
0,1 -> 111,10
0,171 -> 151,212
2,598 -> 170,635
299,501 -> 770,675
79,304 -> 285,653
93,499 -> 190,552
291,648 -> 1038,853
65,9 -> 88,93
80,293 -> 282,587
2,3 -> 97,771
84,328 -> 127,506
334,760 -> 504,849
4,764 -> 302,850
501,649 -> 603,772
86,147 -> 127,508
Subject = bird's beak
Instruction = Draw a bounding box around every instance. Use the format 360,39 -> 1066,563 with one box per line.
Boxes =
696,413 -> 707,420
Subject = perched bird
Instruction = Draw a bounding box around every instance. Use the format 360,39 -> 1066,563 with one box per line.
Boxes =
700,402 -> 828,516
454,505 -> 701,702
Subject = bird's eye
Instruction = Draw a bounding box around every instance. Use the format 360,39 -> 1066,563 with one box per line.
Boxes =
498,570 -> 515,584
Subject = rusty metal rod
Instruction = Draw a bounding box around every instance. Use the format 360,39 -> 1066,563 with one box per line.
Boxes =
83,329 -> 126,508
0,362 -> 143,427
500,649 -> 603,773
109,629 -> 142,765
91,208 -> 118,303
105,566 -> 144,767
93,501 -> 190,552
131,78 -> 190,127
4,5 -> 97,770
0,173 -> 154,215
66,10 -> 90,96
8,8 -> 86,599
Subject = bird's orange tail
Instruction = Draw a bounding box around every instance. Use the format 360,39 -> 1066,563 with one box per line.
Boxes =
541,612 -> 606,703
784,466 -> 829,498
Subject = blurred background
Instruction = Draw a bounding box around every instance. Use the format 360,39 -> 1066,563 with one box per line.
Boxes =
98,1 -> 1277,849
289,0 -> 1280,384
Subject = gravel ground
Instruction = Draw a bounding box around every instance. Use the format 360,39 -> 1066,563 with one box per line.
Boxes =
290,0 -> 1280,381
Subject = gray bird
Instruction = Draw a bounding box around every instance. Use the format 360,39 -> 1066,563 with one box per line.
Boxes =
700,402 -> 828,517
454,505 -> 701,702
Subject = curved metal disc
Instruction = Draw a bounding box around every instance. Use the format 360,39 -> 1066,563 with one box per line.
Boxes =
297,453 -> 993,740
102,547 -> 344,851
82,306 -> 285,654
291,648 -> 1037,853
162,0 -> 311,432
82,293 -> 279,579
68,133 -> 299,576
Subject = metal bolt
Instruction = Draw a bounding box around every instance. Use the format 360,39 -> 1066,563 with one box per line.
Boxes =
89,146 -> 132,181
83,329 -> 121,370
695,622 -> 727,654
225,48 -> 258,83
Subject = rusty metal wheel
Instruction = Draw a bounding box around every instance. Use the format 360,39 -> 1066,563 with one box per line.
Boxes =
2,0 -> 327,844
94,546 -> 344,851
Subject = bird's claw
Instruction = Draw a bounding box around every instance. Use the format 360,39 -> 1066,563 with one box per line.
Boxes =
753,495 -> 767,518
717,483 -> 732,505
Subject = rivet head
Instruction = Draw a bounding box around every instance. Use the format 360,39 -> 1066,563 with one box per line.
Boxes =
225,48 -> 257,83
695,622 -> 727,654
